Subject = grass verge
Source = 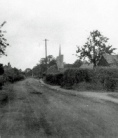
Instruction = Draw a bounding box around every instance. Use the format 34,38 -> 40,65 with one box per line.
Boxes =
0,84 -> 15,106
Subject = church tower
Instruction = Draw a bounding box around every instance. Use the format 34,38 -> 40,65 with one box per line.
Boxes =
56,45 -> 64,71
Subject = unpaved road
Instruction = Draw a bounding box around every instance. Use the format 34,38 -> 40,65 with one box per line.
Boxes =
0,78 -> 118,138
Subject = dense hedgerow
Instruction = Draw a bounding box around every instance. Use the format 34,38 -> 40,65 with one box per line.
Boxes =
3,73 -> 25,83
45,73 -> 63,86
93,67 -> 118,91
45,67 -> 118,91
61,69 -> 92,88
13,74 -> 25,82
45,69 -> 93,88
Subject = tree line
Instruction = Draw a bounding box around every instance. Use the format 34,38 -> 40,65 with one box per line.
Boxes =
0,21 -> 117,78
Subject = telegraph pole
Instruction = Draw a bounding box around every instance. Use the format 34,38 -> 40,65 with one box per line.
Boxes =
44,39 -> 48,74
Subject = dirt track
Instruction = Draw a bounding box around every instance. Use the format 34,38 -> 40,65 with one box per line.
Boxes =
0,78 -> 118,138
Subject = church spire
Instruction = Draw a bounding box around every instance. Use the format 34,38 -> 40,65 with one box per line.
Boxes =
59,44 -> 61,56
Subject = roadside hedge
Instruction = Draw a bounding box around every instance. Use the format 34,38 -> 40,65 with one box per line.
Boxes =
45,68 -> 118,91
61,69 -> 92,88
45,73 -> 63,86
93,68 -> 118,91
45,69 -> 92,88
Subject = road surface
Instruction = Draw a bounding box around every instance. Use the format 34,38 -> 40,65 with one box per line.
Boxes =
0,78 -> 118,138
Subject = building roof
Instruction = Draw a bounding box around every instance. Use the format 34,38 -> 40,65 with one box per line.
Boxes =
80,63 -> 93,69
102,53 -> 118,64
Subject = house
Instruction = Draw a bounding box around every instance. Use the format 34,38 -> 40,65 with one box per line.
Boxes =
79,53 -> 118,69
97,53 -> 118,67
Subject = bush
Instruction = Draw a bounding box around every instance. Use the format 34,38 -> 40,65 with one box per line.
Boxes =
13,74 -> 25,82
0,85 -> 15,106
45,73 -> 63,86
45,67 -> 118,92
103,77 -> 117,91
93,68 -> 118,91
0,64 -> 4,75
0,76 -> 5,90
45,69 -> 92,88
62,69 -> 92,88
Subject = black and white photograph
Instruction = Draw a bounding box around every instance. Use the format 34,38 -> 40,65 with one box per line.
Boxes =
0,0 -> 118,137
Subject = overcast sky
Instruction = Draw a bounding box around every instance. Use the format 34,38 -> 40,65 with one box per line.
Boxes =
0,0 -> 118,70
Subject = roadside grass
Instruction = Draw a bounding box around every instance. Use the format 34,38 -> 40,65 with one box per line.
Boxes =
43,99 -> 107,138
108,93 -> 118,99
72,82 -> 104,92
1,78 -> 117,138
0,84 -> 15,106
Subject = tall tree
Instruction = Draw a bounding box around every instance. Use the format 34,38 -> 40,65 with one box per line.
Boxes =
0,21 -> 9,56
76,30 -> 116,67
33,55 -> 57,77
40,58 -> 46,65
39,55 -> 56,66
48,59 -> 56,67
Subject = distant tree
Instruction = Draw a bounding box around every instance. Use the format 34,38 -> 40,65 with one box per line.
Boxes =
32,64 -> 41,77
40,55 -> 56,67
64,60 -> 82,69
64,63 -> 73,68
33,55 -> 57,77
40,58 -> 46,65
47,55 -> 53,63
0,64 -> 4,75
76,30 -> 116,67
48,59 -> 56,67
37,58 -> 47,76
0,21 -> 9,56
13,68 -> 20,75
72,59 -> 82,68
24,68 -> 32,77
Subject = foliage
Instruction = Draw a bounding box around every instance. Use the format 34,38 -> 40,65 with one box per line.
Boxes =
32,64 -> 41,77
0,21 -> 9,56
76,30 -> 116,67
47,65 -> 59,74
64,63 -> 73,68
0,85 -> 15,105
48,59 -> 56,67
64,60 -> 82,69
0,64 -> 5,89
45,69 -> 92,88
0,64 -> 4,75
25,68 -> 32,77
93,67 -> 118,91
72,59 -> 82,68
45,73 -> 63,86
103,77 -> 117,91
40,55 -> 56,65
33,63 -> 46,78
4,67 -> 24,83
62,69 -> 92,88
33,55 -> 57,77
45,67 -> 118,91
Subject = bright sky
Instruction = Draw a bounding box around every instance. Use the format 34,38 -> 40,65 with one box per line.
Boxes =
0,0 -> 118,70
